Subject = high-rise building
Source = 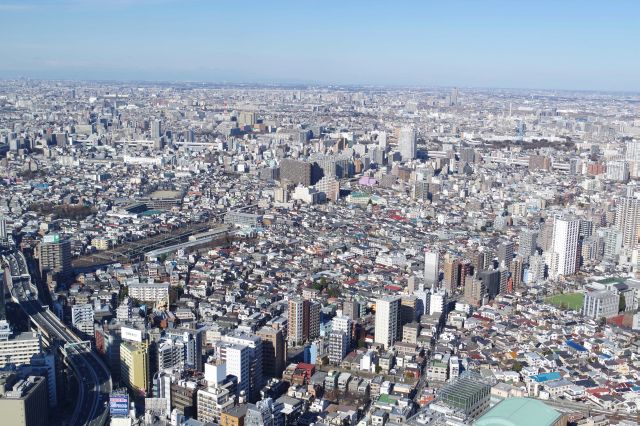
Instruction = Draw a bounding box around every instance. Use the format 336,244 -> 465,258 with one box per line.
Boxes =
549,216 -> 580,278
398,126 -> 416,161
38,234 -> 72,281
342,299 -> 360,320
220,343 -> 250,399
0,215 -> 7,240
120,340 -> 150,396
615,195 -> 640,248
0,321 -> 42,368
0,373 -> 49,426
509,256 -> 524,289
497,241 -> 515,267
443,254 -> 460,294
328,331 -> 349,364
221,331 -> 263,402
151,119 -> 162,139
279,159 -> 313,187
374,296 -> 401,349
424,251 -> 440,288
256,327 -> 285,379
70,304 -> 94,338
429,289 -> 446,315
626,139 -> 640,178
518,229 -> 538,261
287,298 -> 319,347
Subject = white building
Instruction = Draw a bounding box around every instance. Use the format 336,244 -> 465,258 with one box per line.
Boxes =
221,344 -> 250,397
583,290 -> 619,319
0,321 -> 42,368
374,296 -> 401,349
424,251 -> 440,287
549,216 -> 579,278
71,304 -> 95,337
429,289 -> 446,315
399,126 -> 416,161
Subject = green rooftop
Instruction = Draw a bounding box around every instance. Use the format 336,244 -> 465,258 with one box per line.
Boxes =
474,398 -> 563,426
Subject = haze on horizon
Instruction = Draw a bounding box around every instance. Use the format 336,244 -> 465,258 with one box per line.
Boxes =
1,0 -> 639,92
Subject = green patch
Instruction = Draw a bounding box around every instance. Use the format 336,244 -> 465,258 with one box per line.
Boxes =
545,293 -> 584,311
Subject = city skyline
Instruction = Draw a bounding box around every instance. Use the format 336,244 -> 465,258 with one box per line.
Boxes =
1,0 -> 639,91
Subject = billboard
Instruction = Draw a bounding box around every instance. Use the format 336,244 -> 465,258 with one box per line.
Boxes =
109,394 -> 129,417
121,326 -> 143,343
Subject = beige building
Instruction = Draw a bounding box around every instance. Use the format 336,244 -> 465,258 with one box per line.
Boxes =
0,373 -> 48,426
120,341 -> 150,396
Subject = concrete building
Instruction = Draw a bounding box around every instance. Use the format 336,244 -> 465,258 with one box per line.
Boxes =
424,251 -> 440,288
256,327 -> 285,379
287,299 -> 319,347
615,195 -> 640,248
0,373 -> 48,426
549,216 -> 580,278
120,341 -> 150,396
70,304 -> 94,338
399,126 -> 416,161
38,234 -> 72,281
583,290 -> 619,319
0,321 -> 41,368
374,295 -> 401,349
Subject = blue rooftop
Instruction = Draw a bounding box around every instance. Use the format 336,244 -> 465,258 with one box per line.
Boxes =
566,339 -> 587,352
532,372 -> 561,383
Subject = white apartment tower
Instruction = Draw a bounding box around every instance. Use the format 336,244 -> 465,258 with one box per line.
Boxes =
374,296 -> 401,349
424,251 -> 440,287
549,216 -> 580,278
615,194 -> 640,248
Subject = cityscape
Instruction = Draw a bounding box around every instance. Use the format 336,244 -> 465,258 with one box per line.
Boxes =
1,2 -> 640,426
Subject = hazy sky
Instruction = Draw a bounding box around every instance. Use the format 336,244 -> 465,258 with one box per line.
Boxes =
1,0 -> 638,91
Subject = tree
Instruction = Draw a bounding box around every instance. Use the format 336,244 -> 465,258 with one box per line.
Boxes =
512,361 -> 523,373
619,295 -> 626,313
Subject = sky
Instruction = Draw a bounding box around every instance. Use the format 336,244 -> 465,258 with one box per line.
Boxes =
0,0 -> 639,91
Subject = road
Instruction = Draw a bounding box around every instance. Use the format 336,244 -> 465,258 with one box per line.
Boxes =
2,250 -> 112,425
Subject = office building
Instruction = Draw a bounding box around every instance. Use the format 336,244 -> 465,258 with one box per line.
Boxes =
0,321 -> 42,368
222,331 -> 263,402
256,327 -> 285,379
279,159 -> 313,187
342,299 -> 360,320
328,331 -> 349,365
197,385 -> 235,425
374,295 -> 401,349
120,340 -> 150,396
171,379 -> 200,419
220,344 -> 250,399
497,241 -> 515,267
0,373 -> 48,426
583,290 -> 619,319
151,119 -> 162,139
429,289 -> 446,315
398,126 -> 416,161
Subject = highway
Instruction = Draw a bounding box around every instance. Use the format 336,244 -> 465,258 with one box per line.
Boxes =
2,249 -> 112,426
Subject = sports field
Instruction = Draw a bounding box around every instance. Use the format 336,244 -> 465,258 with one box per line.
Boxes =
545,293 -> 584,310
